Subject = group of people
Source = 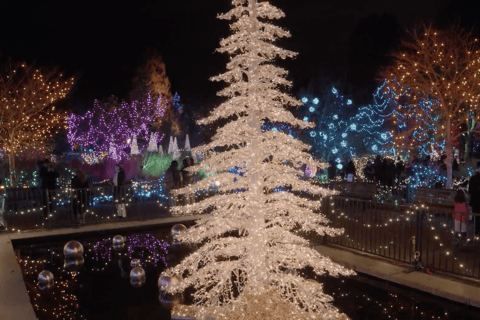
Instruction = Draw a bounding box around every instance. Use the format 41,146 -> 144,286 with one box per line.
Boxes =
363,156 -> 405,187
164,157 -> 196,206
36,160 -> 128,226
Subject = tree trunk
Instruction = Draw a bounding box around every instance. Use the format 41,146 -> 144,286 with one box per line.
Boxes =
445,118 -> 453,189
8,151 -> 16,185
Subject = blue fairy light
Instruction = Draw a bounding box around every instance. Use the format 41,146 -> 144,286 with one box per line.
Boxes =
341,141 -> 347,147
346,99 -> 352,105
372,144 -> 378,152
350,124 -> 356,131
310,131 -> 316,137
309,106 -> 315,113
332,87 -> 338,94
303,117 -> 309,122
313,98 -> 319,105
337,164 -> 343,170
341,133 -> 347,138
302,97 -> 308,103
332,147 -> 338,154
333,115 -> 338,120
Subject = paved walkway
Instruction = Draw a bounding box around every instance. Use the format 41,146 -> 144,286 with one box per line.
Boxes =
0,214 -> 202,320
315,243 -> 480,308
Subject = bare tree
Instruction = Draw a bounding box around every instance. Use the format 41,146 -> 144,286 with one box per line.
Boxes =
0,59 -> 74,178
381,24 -> 480,188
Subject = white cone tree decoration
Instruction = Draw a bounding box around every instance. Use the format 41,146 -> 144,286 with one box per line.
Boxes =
162,1 -> 354,319
167,136 -> 174,154
184,134 -> 191,153
158,145 -> 164,157
130,136 -> 139,155
147,132 -> 158,152
172,137 -> 180,160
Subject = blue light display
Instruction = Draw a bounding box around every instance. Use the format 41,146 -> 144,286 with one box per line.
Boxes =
309,107 -> 315,113
346,99 -> 352,105
332,87 -> 338,94
302,97 -> 308,103
313,98 -> 319,105
310,131 -> 316,137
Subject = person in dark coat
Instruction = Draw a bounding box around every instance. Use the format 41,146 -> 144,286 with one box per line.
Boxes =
385,159 -> 396,187
345,159 -> 356,181
113,164 -> 127,218
71,168 -> 90,226
363,161 -> 375,182
395,156 -> 405,184
373,155 -> 383,184
327,160 -> 336,182
42,162 -> 59,218
165,160 -> 182,207
468,161 -> 480,235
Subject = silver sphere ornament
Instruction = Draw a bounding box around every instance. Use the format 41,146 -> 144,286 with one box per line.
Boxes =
63,240 -> 84,256
130,266 -> 146,288
112,235 -> 125,246
158,276 -> 171,291
171,224 -> 187,237
38,270 -> 54,290
112,243 -> 125,251
130,258 -> 141,268
64,254 -> 85,271
130,278 -> 146,288
159,291 -> 184,310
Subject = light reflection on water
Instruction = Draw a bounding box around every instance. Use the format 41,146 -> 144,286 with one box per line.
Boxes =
14,227 -> 480,320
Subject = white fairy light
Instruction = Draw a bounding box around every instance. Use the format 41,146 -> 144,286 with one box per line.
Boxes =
162,1 -> 354,319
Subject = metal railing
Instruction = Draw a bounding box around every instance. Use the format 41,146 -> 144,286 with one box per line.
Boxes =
321,196 -> 480,279
0,183 -> 171,231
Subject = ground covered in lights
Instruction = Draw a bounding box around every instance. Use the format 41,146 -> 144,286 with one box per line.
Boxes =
14,226 -> 480,320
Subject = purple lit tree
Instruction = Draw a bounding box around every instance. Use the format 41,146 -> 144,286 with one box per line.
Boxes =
67,95 -> 166,161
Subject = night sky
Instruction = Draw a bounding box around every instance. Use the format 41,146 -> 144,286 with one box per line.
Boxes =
1,0 -> 475,110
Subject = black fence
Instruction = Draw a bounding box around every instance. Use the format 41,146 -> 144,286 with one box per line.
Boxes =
0,183 -> 170,231
322,196 -> 480,279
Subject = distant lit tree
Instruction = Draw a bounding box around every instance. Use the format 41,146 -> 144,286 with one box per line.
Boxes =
381,25 -> 480,187
67,95 -> 166,161
0,59 -> 74,176
130,49 -> 176,130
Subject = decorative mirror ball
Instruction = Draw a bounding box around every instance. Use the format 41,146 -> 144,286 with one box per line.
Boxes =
159,292 -> 184,310
158,276 -> 171,291
171,224 -> 187,237
130,266 -> 146,288
38,270 -> 54,290
130,278 -> 146,288
130,266 -> 146,283
130,258 -> 141,268
112,243 -> 125,251
63,240 -> 84,256
64,254 -> 85,271
112,235 -> 124,246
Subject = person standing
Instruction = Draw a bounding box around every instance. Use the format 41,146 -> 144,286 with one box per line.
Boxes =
453,190 -> 469,246
43,162 -> 59,219
71,168 -> 90,226
113,164 -> 127,218
164,160 -> 182,207
468,161 -> 480,235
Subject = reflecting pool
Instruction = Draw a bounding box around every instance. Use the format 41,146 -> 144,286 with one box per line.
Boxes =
13,225 -> 480,320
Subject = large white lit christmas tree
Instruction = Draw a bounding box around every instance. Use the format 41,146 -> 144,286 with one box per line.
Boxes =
162,1 -> 354,319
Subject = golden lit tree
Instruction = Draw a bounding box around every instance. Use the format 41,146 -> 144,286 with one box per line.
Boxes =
129,49 -> 176,131
0,59 -> 74,177
381,25 -> 480,188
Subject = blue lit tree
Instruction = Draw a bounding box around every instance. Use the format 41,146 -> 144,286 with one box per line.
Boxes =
300,86 -> 353,162
299,85 -> 393,162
